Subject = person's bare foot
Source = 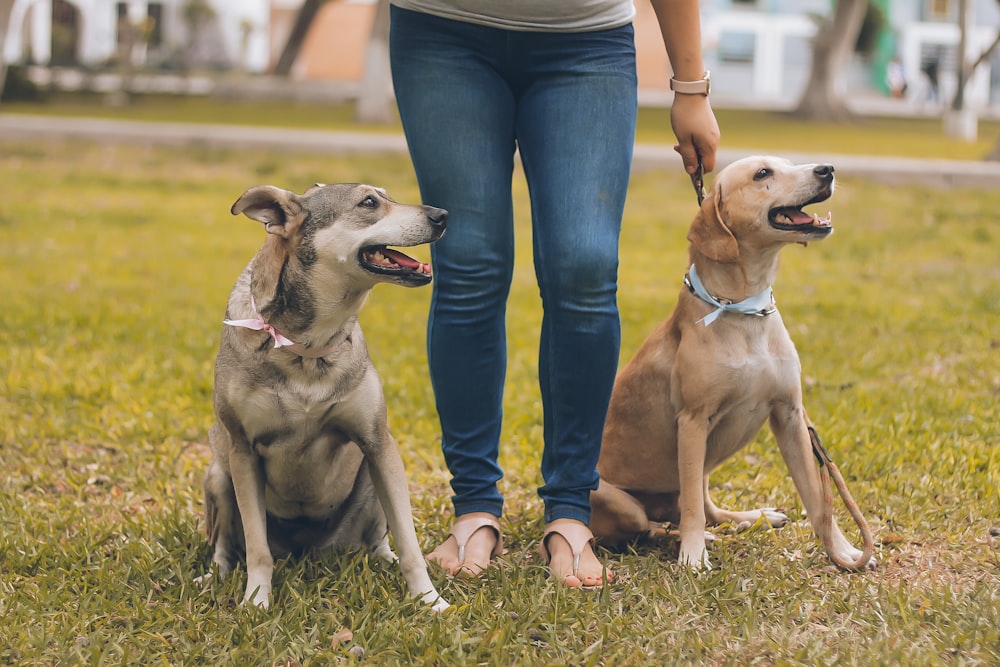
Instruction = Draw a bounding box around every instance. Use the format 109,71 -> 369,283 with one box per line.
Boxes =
540,519 -> 612,588
426,512 -> 503,577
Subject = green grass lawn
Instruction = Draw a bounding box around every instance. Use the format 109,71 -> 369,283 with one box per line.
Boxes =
1,132 -> 998,665
4,91 -> 1000,161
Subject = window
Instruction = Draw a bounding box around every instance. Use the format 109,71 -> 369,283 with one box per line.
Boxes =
926,0 -> 955,21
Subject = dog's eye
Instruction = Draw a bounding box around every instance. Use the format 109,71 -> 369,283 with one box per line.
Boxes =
753,168 -> 772,181
358,195 -> 379,209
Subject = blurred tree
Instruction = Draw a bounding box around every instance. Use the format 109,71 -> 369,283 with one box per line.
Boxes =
108,14 -> 155,106
273,0 -> 394,124
180,0 -> 223,71
0,0 -> 14,105
274,0 -> 327,76
793,0 -> 869,121
356,0 -> 392,123
182,0 -> 216,38
978,1 -> 1000,158
950,0 -> 1000,146
963,24 -> 1000,87
238,19 -> 255,73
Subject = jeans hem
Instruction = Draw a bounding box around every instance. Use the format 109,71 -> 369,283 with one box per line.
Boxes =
453,500 -> 504,519
543,504 -> 591,526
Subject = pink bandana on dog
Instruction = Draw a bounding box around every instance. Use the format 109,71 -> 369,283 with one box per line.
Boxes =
224,296 -> 335,358
224,296 -> 296,348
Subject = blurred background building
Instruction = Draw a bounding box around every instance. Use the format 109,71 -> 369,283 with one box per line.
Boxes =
2,0 -> 999,109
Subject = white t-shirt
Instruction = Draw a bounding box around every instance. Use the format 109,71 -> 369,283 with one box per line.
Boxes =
390,0 -> 636,32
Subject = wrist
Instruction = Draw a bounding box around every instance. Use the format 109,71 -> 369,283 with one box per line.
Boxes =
670,70 -> 711,97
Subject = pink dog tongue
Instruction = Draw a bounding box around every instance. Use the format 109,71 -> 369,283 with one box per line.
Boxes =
784,209 -> 815,225
382,248 -> 431,273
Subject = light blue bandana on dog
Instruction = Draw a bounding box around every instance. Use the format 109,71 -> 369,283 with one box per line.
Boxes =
683,263 -> 777,326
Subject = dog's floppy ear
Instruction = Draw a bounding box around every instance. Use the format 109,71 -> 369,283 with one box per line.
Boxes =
687,186 -> 739,263
233,186 -> 307,316
231,185 -> 305,238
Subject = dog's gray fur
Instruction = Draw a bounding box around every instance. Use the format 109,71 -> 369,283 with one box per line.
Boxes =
201,182 -> 449,611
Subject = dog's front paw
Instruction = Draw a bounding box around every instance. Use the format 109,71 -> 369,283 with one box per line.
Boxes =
431,595 -> 451,613
825,531 -> 877,571
833,546 -> 878,571
413,586 -> 450,612
677,541 -> 712,570
242,581 -> 272,609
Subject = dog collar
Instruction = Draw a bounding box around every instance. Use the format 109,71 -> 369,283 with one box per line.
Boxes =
223,296 -> 337,359
684,263 -> 776,326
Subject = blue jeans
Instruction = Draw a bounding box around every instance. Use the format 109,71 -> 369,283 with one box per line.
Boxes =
390,6 -> 637,525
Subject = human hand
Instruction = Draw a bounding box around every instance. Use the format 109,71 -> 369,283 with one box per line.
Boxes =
670,95 -> 721,175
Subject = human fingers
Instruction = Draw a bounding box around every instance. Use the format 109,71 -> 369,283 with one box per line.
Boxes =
673,141 -> 700,175
670,98 -> 720,173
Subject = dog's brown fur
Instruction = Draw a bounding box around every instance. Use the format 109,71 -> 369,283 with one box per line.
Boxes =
591,156 -> 874,570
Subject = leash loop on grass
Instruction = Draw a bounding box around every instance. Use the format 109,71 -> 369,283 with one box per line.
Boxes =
807,424 -> 874,571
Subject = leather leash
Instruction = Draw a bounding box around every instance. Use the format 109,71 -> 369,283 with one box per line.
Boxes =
807,423 -> 874,570
690,160 -> 707,206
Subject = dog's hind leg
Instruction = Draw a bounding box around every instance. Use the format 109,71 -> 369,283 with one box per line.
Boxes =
359,506 -> 397,563
590,480 -> 659,544
371,534 -> 397,563
201,463 -> 240,583
199,424 -> 244,586
702,475 -> 789,530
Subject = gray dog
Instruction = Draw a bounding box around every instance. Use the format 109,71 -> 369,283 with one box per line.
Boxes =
200,182 -> 449,611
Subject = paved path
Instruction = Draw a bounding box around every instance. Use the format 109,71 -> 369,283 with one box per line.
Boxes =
3,113 -> 1000,188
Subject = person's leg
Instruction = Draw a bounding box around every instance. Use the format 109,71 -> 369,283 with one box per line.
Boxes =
390,6 -> 516,573
514,24 -> 638,586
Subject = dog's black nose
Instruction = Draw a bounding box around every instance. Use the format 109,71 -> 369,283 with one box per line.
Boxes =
814,164 -> 835,179
425,206 -> 448,228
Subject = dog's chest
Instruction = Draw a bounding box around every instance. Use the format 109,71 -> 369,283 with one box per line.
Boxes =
683,323 -> 796,404
234,368 -> 375,494
277,380 -> 341,424
239,389 -> 365,514
736,342 -> 799,391
262,433 -> 365,518
703,329 -> 803,456
236,372 -> 347,435
712,319 -> 800,387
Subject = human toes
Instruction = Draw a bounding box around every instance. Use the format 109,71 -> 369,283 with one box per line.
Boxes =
454,527 -> 499,577
540,520 -> 612,589
426,535 -> 462,573
428,513 -> 502,577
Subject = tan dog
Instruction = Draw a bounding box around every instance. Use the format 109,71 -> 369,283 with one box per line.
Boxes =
591,156 -> 874,571
200,183 -> 449,611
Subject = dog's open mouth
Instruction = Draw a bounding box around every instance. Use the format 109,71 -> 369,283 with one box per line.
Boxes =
360,246 -> 433,284
769,190 -> 834,235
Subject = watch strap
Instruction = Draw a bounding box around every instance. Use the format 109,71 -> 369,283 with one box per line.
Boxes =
670,71 -> 711,96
